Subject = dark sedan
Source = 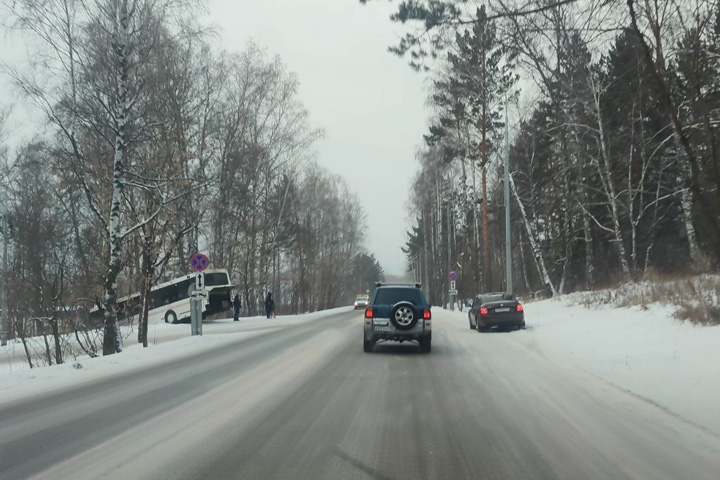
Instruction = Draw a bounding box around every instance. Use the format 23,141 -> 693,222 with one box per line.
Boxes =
468,292 -> 525,332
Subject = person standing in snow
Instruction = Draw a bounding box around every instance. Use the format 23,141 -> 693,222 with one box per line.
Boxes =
233,294 -> 242,321
265,292 -> 275,319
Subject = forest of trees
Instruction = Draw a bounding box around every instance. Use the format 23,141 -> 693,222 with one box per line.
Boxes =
0,0 -> 383,360
370,0 -> 720,305
3,0 -> 718,361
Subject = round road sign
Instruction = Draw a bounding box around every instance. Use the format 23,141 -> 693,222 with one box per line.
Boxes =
449,271 -> 458,282
190,253 -> 209,272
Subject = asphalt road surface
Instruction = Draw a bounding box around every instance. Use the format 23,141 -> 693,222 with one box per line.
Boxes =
2,308 -> 720,480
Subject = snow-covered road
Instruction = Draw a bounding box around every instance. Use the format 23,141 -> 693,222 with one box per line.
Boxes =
1,304 -> 720,479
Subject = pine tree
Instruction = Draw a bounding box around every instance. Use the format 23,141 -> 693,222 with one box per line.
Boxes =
428,7 -> 517,291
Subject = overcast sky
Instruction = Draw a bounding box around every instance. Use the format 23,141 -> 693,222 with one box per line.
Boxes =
0,1 -> 430,277
209,0 -> 430,276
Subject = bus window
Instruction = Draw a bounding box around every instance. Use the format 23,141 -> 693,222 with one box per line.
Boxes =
179,279 -> 191,300
152,284 -> 172,306
205,272 -> 230,286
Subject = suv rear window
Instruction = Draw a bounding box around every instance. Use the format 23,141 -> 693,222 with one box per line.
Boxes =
374,288 -> 424,306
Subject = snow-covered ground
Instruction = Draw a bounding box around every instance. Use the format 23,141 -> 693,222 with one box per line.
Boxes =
3,299 -> 720,437
0,307 -> 348,404
449,297 -> 720,436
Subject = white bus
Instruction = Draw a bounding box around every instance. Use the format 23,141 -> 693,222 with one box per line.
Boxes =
91,269 -> 235,325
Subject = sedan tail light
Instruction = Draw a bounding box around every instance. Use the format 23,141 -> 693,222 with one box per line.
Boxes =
480,306 -> 489,316
364,307 -> 373,319
516,303 -> 524,312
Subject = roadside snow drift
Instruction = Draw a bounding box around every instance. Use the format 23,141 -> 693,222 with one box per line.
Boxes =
443,297 -> 720,436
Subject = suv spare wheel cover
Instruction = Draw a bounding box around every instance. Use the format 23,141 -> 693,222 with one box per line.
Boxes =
389,301 -> 418,330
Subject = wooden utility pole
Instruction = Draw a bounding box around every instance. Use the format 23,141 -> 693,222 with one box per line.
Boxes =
481,164 -> 491,291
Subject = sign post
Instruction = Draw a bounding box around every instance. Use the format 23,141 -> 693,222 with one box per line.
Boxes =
189,253 -> 209,336
448,271 -> 458,311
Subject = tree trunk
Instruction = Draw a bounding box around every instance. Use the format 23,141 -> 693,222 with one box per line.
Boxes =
593,83 -> 631,280
643,177 -> 664,275
518,234 -> 532,295
17,318 -> 34,369
480,40 -> 491,292
103,240 -> 123,355
583,210 -> 594,290
509,174 -> 558,297
103,0 -> 130,356
138,234 -> 155,348
51,316 -> 63,365
558,214 -> 571,294
481,166 -> 491,291
42,327 -> 53,365
680,186 -> 704,268
423,210 -> 431,304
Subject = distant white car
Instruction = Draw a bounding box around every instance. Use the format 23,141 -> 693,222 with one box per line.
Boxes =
353,294 -> 369,309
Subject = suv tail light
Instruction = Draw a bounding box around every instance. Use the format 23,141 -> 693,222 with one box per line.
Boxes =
480,306 -> 489,316
516,303 -> 524,312
364,307 -> 373,319
422,308 -> 431,320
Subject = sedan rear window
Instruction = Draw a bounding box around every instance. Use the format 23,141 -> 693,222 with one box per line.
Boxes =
481,294 -> 505,303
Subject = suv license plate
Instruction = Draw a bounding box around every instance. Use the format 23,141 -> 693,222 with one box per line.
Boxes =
374,326 -> 391,332
495,307 -> 510,312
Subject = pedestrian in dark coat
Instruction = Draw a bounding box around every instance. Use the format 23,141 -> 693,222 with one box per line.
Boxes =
233,294 -> 242,321
265,292 -> 275,319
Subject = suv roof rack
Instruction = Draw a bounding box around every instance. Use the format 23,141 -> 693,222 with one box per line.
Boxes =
374,282 -> 422,289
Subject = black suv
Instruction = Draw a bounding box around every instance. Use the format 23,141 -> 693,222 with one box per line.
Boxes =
363,283 -> 432,353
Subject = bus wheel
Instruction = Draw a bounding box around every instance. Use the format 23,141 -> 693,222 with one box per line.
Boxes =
165,311 -> 178,324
